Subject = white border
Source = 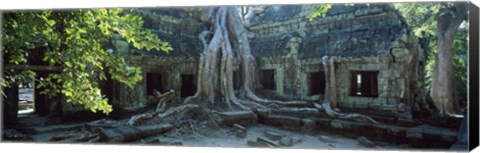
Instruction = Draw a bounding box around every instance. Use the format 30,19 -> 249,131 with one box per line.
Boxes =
0,0 -> 476,153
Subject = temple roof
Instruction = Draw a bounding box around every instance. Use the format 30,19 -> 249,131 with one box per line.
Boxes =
131,8 -> 204,57
130,4 -> 411,59
249,4 -> 410,59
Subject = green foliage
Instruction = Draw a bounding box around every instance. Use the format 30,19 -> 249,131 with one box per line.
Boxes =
2,9 -> 172,114
394,3 -> 440,37
452,24 -> 468,98
395,3 -> 468,98
308,3 -> 367,21
308,4 -> 332,21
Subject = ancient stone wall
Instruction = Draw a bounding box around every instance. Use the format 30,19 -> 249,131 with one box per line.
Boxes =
250,4 -> 407,59
111,56 -> 199,112
114,8 -> 204,58
251,4 -> 425,119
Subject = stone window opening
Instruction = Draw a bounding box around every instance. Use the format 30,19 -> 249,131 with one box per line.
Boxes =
350,71 -> 379,97
181,74 -> 196,98
308,71 -> 326,96
146,73 -> 163,96
261,69 -> 276,90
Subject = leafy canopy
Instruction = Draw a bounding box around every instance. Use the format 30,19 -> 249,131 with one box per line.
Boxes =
2,8 -> 172,114
395,3 -> 468,98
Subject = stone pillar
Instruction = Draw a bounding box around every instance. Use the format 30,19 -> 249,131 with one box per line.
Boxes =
286,37 -> 302,98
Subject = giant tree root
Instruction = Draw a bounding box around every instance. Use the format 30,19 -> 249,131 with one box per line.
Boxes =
314,102 -> 379,124
182,7 -> 377,126
183,6 -> 310,113
317,56 -> 379,124
152,89 -> 176,112
128,104 -> 199,126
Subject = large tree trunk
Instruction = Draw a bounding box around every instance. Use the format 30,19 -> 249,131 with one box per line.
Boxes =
183,6 -> 291,111
183,6 -> 377,124
430,3 -> 467,116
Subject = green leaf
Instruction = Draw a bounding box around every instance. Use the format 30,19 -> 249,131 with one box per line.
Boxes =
47,20 -> 56,26
3,8 -> 171,115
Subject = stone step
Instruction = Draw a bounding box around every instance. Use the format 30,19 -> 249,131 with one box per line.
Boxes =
99,123 -> 174,142
317,118 -> 457,148
258,115 -> 303,127
216,111 -> 258,126
15,123 -> 84,135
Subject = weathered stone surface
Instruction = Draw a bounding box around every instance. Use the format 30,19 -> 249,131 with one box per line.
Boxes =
291,137 -> 303,144
357,136 -> 376,148
258,115 -> 302,127
157,137 -> 184,146
100,126 -> 142,142
99,124 -> 174,142
257,137 -> 280,147
3,129 -> 31,140
233,124 -> 247,138
279,137 -> 293,147
247,140 -> 272,148
321,117 -> 456,148
271,108 -> 321,118
301,118 -> 316,132
233,123 -> 247,131
217,111 -> 258,126
319,135 -> 337,143
264,131 -> 284,141
250,4 -> 407,59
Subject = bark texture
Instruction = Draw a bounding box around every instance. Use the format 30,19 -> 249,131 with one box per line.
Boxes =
430,2 -> 467,116
182,6 -> 377,124
128,90 -> 198,125
183,6 -> 299,111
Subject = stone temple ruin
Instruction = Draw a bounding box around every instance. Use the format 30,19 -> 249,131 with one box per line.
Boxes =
2,4 -> 463,150
112,4 -> 427,123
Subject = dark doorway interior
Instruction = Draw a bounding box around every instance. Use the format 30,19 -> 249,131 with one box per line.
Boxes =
147,73 -> 163,95
233,71 -> 241,90
308,71 -> 325,95
4,84 -> 20,124
181,74 -> 196,98
350,71 -> 379,97
34,73 -> 62,116
261,69 -> 275,90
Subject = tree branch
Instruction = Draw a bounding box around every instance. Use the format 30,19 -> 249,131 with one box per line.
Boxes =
4,64 -> 63,71
452,2 -> 468,26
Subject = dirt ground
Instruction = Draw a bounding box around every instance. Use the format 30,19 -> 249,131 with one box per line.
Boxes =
4,112 -> 410,151
174,124 -> 401,150
7,88 -> 409,150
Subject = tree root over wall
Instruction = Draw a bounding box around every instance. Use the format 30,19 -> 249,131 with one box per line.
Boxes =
128,90 -> 199,126
315,56 -> 379,124
129,6 -> 378,127
180,6 -> 378,124
182,6 -> 305,112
